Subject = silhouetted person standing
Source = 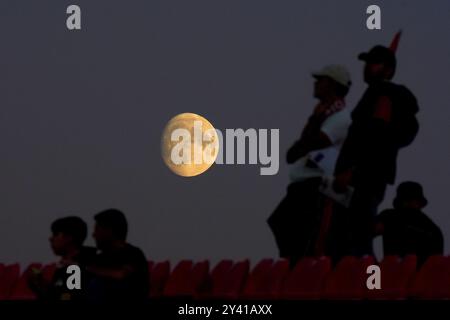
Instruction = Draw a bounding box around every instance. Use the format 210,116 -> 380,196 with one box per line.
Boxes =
86,209 -> 149,301
332,32 -> 420,258
29,216 -> 96,300
268,65 -> 352,266
375,182 -> 443,266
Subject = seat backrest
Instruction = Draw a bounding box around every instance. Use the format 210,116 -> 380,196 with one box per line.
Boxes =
383,255 -> 417,288
323,256 -> 375,300
367,255 -> 417,300
281,256 -> 331,299
267,259 -> 290,297
204,260 -> 233,297
0,264 -> 21,300
409,255 -> 450,299
211,260 -> 233,284
149,260 -> 170,298
213,260 -> 249,299
188,260 -> 210,296
10,263 -> 42,300
163,260 -> 194,297
242,259 -> 274,296
248,259 -> 290,299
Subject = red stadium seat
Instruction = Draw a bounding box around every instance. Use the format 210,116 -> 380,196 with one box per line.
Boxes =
149,260 -> 170,298
266,259 -> 290,299
212,260 -> 249,300
14,255 -> 450,301
210,260 -> 234,293
188,260 -> 210,297
196,259 -> 234,300
367,255 -> 417,300
281,256 -> 331,300
163,260 -> 194,297
0,264 -> 5,285
241,259 -> 274,299
242,259 -> 290,300
10,263 -> 42,300
0,264 -> 20,300
10,263 -> 43,300
0,264 -> 5,291
409,255 -> 450,299
322,256 -> 375,300
163,260 -> 210,298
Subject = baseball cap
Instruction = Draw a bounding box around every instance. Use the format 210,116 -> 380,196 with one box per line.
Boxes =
358,45 -> 396,68
312,65 -> 352,88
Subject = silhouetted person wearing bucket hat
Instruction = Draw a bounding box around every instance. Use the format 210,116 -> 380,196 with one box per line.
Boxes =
375,182 -> 443,266
332,32 -> 420,258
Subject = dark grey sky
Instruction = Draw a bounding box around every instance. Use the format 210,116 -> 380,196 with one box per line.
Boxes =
1,0 -> 449,265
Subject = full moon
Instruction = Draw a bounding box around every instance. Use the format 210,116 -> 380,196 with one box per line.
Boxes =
161,113 -> 219,177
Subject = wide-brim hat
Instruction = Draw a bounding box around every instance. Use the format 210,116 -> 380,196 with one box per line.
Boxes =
393,181 -> 428,208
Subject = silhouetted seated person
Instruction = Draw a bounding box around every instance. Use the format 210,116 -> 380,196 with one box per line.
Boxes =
374,182 -> 443,266
29,216 -> 96,300
86,209 -> 149,301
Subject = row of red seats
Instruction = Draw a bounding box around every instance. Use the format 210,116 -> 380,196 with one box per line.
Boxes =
152,255 -> 450,300
0,263 -> 57,300
1,255 -> 450,300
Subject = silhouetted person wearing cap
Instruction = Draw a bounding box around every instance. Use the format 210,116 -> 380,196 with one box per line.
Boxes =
86,209 -> 149,301
268,65 -> 352,266
375,182 -> 443,266
332,32 -> 420,258
29,216 -> 96,300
